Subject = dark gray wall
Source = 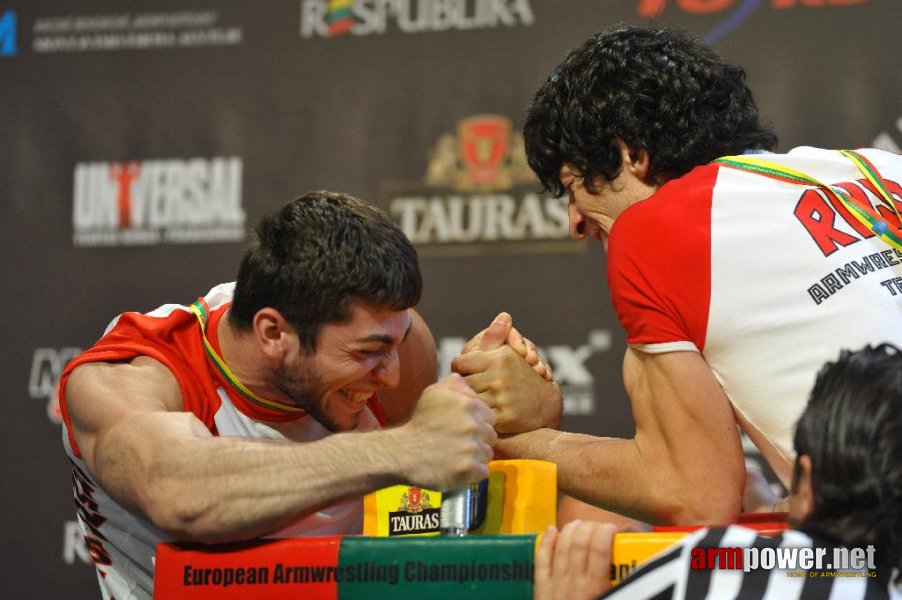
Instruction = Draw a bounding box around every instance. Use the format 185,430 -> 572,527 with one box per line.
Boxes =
3,0 -> 900,596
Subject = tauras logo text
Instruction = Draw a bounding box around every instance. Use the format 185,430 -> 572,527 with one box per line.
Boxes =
392,194 -> 568,244
388,509 -> 441,535
385,114 -> 573,252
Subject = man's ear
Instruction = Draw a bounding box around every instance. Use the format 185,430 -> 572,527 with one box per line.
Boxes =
621,143 -> 651,182
252,308 -> 295,362
789,454 -> 815,524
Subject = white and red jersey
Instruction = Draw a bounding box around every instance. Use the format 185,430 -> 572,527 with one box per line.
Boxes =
608,147 -> 902,487
59,282 -> 387,600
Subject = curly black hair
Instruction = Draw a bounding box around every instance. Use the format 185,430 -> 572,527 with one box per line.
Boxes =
524,25 -> 777,196
794,344 -> 902,574
230,191 -> 422,352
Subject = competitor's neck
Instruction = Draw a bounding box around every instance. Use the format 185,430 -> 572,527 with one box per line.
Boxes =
218,309 -> 293,403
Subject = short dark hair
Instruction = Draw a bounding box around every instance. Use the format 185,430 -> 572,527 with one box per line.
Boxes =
524,25 -> 777,197
230,191 -> 422,351
793,344 -> 902,573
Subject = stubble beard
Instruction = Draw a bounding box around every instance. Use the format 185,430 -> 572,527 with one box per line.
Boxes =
267,358 -> 348,433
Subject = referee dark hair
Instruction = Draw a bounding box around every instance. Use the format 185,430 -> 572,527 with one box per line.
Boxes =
535,344 -> 902,600
792,343 -> 902,576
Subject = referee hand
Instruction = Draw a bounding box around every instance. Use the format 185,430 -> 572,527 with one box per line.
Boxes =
535,520 -> 615,600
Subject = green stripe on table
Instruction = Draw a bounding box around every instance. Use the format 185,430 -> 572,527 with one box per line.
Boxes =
337,535 -> 537,599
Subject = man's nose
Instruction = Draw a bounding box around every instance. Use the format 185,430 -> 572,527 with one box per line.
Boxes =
568,202 -> 588,240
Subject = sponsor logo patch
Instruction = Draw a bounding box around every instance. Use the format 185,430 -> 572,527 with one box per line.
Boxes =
388,486 -> 441,535
29,347 -> 82,424
300,0 -> 534,39
72,157 -> 246,247
385,114 -> 574,256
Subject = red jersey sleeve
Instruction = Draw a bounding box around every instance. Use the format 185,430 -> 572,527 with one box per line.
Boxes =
606,164 -> 718,354
58,308 -> 220,457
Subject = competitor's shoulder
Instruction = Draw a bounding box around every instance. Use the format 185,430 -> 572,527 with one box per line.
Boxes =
737,146 -> 902,178
378,308 -> 437,426
787,145 -> 901,160
611,163 -> 720,248
62,286 -> 226,414
850,146 -> 902,175
405,309 -> 435,354
201,281 -> 236,308
606,168 -> 715,351
103,282 -> 235,338
68,355 -> 182,409
63,354 -> 186,459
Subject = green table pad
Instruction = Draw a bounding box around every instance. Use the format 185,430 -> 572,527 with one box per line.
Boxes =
337,534 -> 537,599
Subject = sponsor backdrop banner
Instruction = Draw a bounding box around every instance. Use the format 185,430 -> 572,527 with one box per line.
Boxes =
1,0 -> 898,596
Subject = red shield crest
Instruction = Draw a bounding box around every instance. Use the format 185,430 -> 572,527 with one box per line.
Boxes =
458,116 -> 511,187
408,487 -> 422,512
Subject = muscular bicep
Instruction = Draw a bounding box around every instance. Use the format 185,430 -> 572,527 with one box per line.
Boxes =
624,348 -> 745,524
379,309 -> 437,425
65,357 -> 209,511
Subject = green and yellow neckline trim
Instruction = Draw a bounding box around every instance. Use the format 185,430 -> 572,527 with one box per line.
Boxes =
714,150 -> 902,252
189,298 -> 305,415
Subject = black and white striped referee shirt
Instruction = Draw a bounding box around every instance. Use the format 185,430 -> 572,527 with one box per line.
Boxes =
601,525 -> 901,599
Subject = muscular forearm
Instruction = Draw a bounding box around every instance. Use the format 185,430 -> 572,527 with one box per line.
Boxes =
97,415 -> 410,543
494,429 -> 741,525
73,362 -> 494,545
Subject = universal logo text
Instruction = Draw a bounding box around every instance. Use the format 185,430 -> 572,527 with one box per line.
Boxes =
73,157 -> 245,247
